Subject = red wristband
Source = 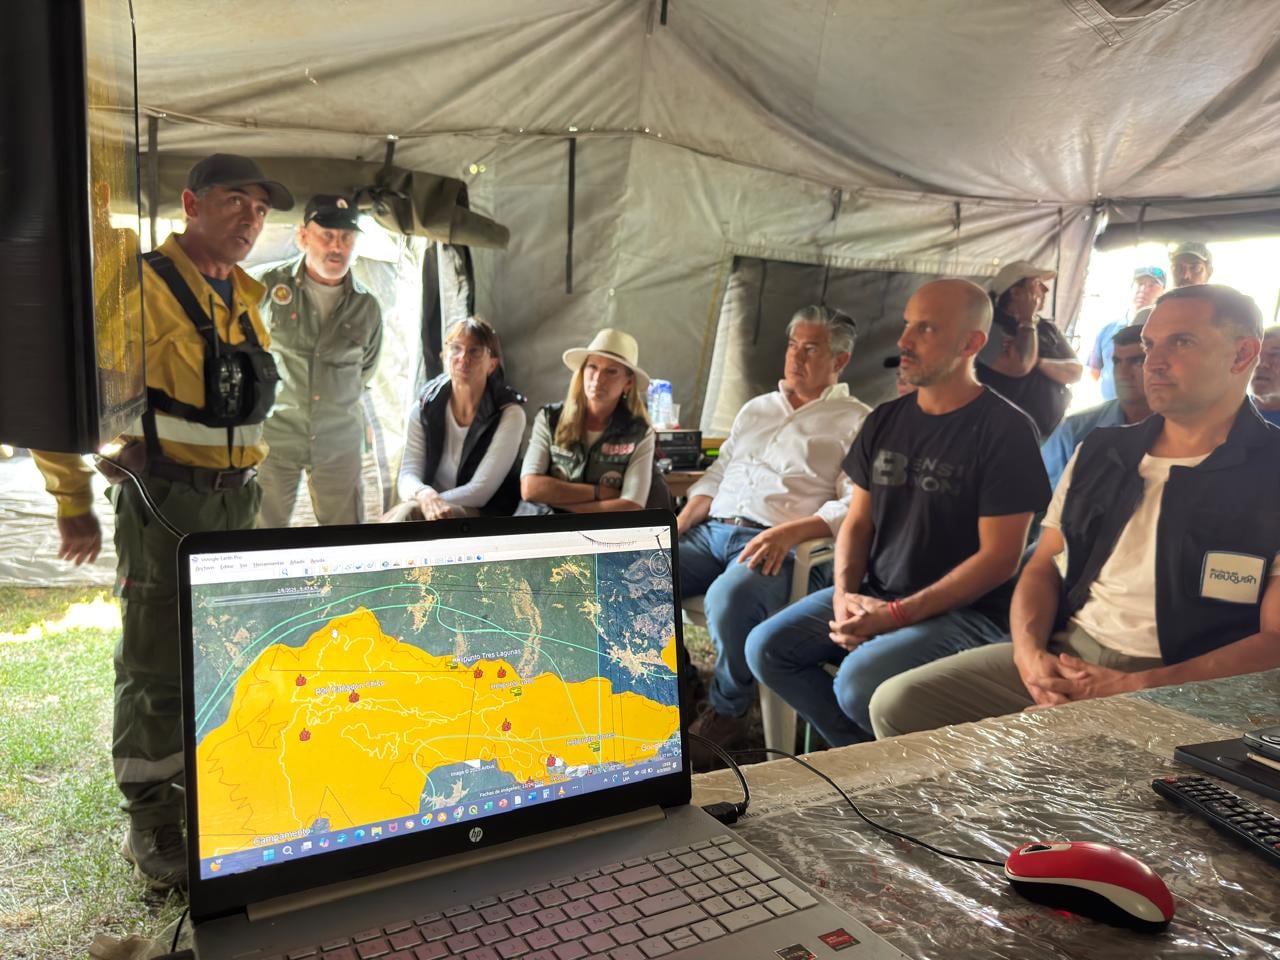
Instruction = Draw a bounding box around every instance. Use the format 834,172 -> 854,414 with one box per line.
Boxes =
889,599 -> 909,627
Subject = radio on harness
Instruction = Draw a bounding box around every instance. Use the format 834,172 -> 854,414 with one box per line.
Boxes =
141,251 -> 279,431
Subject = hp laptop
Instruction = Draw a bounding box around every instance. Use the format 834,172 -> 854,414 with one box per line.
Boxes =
179,510 -> 905,959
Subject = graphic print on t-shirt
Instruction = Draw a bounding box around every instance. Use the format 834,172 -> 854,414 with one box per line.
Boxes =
871,450 -> 965,494
845,390 -> 1050,625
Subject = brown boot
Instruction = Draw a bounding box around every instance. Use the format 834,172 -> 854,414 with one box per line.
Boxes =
121,822 -> 188,893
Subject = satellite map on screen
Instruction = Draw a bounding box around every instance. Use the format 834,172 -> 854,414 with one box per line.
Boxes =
189,546 -> 680,868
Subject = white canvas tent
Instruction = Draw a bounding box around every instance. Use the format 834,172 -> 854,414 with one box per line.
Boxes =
116,0 -> 1280,426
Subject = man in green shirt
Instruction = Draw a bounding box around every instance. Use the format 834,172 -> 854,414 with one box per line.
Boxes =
257,195 -> 383,525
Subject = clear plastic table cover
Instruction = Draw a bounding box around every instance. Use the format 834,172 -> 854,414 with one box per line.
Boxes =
1135,670 -> 1280,733
693,670 -> 1280,959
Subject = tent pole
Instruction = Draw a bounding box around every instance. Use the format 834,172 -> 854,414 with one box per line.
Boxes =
566,137 -> 576,295
752,260 -> 767,345
1053,206 -> 1063,320
952,201 -> 962,274
146,115 -> 159,249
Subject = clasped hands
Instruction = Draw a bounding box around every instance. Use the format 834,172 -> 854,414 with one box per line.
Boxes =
828,593 -> 899,650
414,488 -> 454,521
1014,648 -> 1141,709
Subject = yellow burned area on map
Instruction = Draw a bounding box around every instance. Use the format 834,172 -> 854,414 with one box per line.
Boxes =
196,609 -> 679,859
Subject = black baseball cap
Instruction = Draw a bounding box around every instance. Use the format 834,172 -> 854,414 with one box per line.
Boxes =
186,154 -> 294,210
304,194 -> 362,231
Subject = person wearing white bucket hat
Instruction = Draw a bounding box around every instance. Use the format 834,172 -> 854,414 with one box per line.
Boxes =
976,259 -> 1082,440
519,328 -> 657,512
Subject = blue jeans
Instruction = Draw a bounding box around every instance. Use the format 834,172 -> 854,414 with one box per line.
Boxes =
679,521 -> 831,717
745,587 -> 1006,746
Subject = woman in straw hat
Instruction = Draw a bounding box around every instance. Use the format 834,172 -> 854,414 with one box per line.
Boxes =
519,328 -> 657,512
384,316 -> 527,521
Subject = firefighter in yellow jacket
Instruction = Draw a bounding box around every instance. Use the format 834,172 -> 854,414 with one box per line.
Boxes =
32,154 -> 293,892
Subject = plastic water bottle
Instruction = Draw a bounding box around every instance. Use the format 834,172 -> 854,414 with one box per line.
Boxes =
648,380 -> 674,427
652,381 -> 675,427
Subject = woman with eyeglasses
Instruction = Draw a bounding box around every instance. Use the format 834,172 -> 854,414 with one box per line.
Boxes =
518,329 -> 659,514
384,317 -> 526,521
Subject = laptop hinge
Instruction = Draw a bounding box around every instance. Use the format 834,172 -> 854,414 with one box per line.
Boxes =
247,805 -> 667,923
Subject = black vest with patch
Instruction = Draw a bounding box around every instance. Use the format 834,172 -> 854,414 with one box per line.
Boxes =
1056,402 -> 1280,664
544,402 -> 650,489
418,373 -> 526,516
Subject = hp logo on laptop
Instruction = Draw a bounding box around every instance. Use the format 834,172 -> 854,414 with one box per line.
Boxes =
469,828 -> 484,844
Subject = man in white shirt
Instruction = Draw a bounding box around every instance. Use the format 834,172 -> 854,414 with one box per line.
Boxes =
677,306 -> 871,759
870,284 -> 1280,738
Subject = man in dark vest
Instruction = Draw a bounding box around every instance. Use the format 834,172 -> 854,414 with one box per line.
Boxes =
870,283 -> 1280,738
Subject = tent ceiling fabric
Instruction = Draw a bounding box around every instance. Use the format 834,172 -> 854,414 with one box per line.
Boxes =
131,0 -> 1280,203
125,0 -> 1280,421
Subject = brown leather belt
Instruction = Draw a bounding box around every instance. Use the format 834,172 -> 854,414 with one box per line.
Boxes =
711,516 -> 767,530
147,457 -> 257,492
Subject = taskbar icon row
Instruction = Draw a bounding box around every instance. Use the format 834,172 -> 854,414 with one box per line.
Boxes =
201,757 -> 681,880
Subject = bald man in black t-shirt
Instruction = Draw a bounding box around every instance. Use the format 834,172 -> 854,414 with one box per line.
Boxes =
746,279 -> 1051,746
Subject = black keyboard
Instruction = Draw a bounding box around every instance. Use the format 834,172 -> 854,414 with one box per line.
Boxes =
1152,774 -> 1280,867
270,833 -> 819,960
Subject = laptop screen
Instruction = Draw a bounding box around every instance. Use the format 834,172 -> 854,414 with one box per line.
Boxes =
185,521 -> 680,883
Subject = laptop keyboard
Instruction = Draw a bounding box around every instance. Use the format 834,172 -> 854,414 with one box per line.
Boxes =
266,834 -> 819,960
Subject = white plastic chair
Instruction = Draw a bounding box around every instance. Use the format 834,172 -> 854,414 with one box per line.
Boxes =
682,537 -> 835,753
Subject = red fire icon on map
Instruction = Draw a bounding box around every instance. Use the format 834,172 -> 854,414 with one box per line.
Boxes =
473,667 -> 484,679
299,728 -> 311,742
501,719 -> 512,733
295,674 -> 307,687
546,754 -> 557,768
497,667 -> 507,678
349,692 -> 360,704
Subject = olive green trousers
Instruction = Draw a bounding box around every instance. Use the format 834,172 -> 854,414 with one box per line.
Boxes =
108,475 -> 260,828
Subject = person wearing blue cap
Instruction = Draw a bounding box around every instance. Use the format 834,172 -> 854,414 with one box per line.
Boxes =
1088,265 -> 1165,400
256,195 -> 384,527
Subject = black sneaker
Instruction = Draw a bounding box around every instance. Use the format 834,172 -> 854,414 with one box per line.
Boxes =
120,822 -> 188,893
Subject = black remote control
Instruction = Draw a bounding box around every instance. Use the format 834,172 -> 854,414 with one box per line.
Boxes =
1152,775 -> 1280,868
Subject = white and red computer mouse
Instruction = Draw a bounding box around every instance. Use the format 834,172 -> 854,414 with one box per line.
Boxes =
1004,841 -> 1175,932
